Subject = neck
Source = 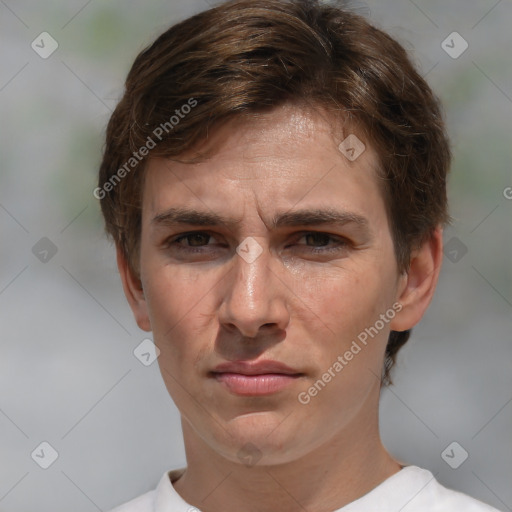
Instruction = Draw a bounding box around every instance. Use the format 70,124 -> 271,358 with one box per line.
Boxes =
173,398 -> 401,512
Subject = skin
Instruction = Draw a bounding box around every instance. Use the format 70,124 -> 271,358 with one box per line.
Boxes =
118,104 -> 443,512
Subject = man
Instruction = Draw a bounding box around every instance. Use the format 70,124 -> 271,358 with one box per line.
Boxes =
97,0 -> 500,510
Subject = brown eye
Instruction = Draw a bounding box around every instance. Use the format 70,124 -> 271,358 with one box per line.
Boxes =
163,231 -> 225,257
297,232 -> 346,248
181,233 -> 211,247
304,232 -> 332,247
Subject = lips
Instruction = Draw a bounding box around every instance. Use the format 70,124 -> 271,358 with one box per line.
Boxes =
212,360 -> 301,375
210,360 -> 304,396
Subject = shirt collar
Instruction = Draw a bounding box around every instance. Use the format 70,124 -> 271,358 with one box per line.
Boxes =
154,468 -> 191,511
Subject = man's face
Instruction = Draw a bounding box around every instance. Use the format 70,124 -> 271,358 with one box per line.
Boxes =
135,105 -> 406,465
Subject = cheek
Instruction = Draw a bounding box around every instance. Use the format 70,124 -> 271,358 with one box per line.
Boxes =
145,276 -> 211,409
298,263 -> 393,337
293,260 -> 397,399
295,271 -> 392,409
141,261 -> 225,367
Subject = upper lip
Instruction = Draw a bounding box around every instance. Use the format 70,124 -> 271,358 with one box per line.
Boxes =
211,360 -> 302,376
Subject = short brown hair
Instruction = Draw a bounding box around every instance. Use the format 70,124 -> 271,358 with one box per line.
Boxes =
98,0 -> 451,384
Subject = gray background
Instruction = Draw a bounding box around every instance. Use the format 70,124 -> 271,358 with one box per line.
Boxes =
1,0 -> 511,511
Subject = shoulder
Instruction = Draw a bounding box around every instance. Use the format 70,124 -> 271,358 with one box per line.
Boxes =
345,465 -> 501,511
106,468 -> 187,512
397,466 -> 501,511
106,489 -> 154,512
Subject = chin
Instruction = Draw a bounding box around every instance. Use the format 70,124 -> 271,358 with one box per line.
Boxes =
208,414 -> 318,467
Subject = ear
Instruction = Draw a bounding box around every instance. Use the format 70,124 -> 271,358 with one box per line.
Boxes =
116,245 -> 151,332
389,226 -> 443,332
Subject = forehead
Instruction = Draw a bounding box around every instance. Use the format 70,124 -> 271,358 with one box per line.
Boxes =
142,105 -> 387,230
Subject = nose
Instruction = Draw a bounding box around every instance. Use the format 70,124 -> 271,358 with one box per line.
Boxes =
218,242 -> 290,338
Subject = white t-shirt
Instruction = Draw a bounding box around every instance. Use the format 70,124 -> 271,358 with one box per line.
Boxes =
108,465 -> 501,511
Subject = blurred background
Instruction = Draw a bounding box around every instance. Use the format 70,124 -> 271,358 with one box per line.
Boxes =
1,0 -> 511,510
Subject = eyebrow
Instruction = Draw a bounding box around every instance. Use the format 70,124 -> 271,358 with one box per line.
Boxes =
152,207 -> 370,231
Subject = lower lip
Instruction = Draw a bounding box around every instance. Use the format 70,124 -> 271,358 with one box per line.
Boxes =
213,372 -> 301,396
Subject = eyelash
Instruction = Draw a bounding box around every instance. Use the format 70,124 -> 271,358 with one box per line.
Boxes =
164,231 -> 348,255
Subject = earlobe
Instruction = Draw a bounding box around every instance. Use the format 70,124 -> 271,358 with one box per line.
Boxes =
389,226 -> 444,332
116,245 -> 152,332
